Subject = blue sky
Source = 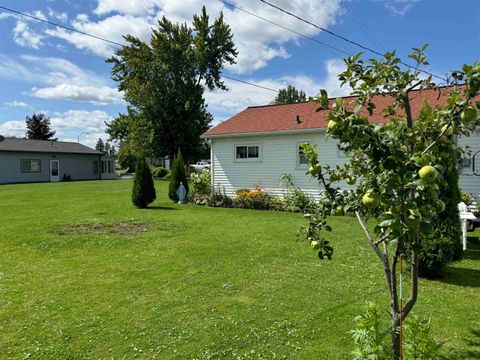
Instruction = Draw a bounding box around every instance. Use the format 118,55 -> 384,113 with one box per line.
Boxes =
0,0 -> 479,147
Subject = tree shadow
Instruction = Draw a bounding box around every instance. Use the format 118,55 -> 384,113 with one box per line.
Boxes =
144,205 -> 178,210
463,236 -> 480,260
441,328 -> 480,359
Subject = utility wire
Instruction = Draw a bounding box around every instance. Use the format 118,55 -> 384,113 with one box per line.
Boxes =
217,0 -> 350,55
258,0 -> 447,82
0,4 -> 279,93
0,5 -> 125,46
222,75 -> 278,92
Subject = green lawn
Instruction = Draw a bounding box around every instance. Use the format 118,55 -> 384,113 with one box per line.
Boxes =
0,180 -> 479,359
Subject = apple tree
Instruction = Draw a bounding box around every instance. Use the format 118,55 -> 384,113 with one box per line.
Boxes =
301,47 -> 480,358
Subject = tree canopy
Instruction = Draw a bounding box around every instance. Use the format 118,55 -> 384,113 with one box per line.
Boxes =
300,46 -> 480,358
272,85 -> 307,104
106,6 -> 237,164
25,113 -> 57,141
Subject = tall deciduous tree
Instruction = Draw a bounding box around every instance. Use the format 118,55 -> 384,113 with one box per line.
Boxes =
272,85 -> 307,104
106,6 -> 237,165
300,47 -> 480,358
25,113 -> 57,140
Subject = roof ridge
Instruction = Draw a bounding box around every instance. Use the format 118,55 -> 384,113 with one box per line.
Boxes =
246,84 -> 460,109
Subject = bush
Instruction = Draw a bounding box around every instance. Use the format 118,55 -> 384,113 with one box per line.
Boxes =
461,191 -> 473,205
152,166 -> 169,178
204,186 -> 234,208
168,149 -> 189,202
132,156 -> 156,208
234,188 -> 274,210
350,303 -> 440,360
283,188 -> 314,212
191,169 -> 211,195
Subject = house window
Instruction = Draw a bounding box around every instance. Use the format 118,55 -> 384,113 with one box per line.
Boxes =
235,144 -> 261,161
297,141 -> 311,167
101,160 -> 107,174
20,159 -> 41,173
93,160 -> 99,175
107,160 -> 113,173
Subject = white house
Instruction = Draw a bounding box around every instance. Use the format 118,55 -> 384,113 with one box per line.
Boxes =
202,86 -> 480,199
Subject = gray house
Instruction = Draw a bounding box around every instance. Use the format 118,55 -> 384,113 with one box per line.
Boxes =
0,138 -> 116,184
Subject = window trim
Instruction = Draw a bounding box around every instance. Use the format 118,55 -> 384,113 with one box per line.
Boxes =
20,159 -> 41,173
234,142 -> 262,162
296,140 -> 312,169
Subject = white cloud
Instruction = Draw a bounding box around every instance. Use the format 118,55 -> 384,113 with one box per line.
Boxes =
375,0 -> 421,16
0,120 -> 26,137
13,21 -> 45,49
205,58 -> 350,121
0,55 -> 124,105
31,84 -> 124,105
43,0 -> 342,74
5,101 -> 28,108
47,7 -> 68,22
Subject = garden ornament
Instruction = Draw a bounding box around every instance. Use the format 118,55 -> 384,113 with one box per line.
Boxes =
177,182 -> 186,204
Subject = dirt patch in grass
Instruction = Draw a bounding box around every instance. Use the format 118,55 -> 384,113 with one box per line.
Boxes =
56,221 -> 151,236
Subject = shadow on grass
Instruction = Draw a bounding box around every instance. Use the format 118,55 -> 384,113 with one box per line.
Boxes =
144,205 -> 178,210
441,328 -> 480,359
439,239 -> 480,288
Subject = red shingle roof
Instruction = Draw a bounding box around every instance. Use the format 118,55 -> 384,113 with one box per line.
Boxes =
203,85 -> 464,137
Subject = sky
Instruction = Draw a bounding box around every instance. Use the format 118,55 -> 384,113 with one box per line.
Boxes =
0,0 -> 479,148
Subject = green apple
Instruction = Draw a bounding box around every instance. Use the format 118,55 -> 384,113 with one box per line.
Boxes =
329,172 -> 341,181
441,124 -> 453,136
328,120 -> 339,130
436,199 -> 445,213
419,165 -> 438,182
310,240 -> 320,250
362,192 -> 380,209
346,176 -> 356,185
308,164 -> 321,175
461,106 -> 477,123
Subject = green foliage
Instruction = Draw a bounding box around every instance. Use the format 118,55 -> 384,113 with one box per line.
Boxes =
106,6 -> 237,162
152,167 -> 169,179
461,191 -> 473,205
272,85 -> 307,104
168,149 -> 189,202
131,156 -> 156,208
280,173 -> 315,212
403,316 -> 441,359
234,188 -> 274,210
350,304 -> 440,360
117,140 -> 137,172
350,303 -> 390,359
191,169 -> 211,196
95,138 -> 105,153
25,113 -> 57,141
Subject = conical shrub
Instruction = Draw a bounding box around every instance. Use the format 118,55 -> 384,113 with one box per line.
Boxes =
132,155 -> 156,208
168,149 -> 189,202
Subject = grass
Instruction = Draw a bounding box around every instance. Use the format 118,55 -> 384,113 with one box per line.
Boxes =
0,179 -> 479,359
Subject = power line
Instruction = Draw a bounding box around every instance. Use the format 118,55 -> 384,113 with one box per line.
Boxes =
0,5 -> 125,47
222,75 -> 278,92
217,0 -> 350,55
0,4 -> 279,93
258,0 -> 447,82
344,1 -> 384,52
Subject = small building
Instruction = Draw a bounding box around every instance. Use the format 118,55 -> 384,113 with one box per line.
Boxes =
0,138 -> 116,184
202,86 -> 480,199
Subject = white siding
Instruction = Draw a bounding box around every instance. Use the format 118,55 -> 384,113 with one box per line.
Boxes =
211,131 -> 349,200
458,130 -> 480,195
211,130 -> 480,199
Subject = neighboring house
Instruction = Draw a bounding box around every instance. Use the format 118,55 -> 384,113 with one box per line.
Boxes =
202,86 -> 480,199
0,139 -> 117,184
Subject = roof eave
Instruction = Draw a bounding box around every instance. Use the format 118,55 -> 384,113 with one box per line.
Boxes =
202,127 -> 327,139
